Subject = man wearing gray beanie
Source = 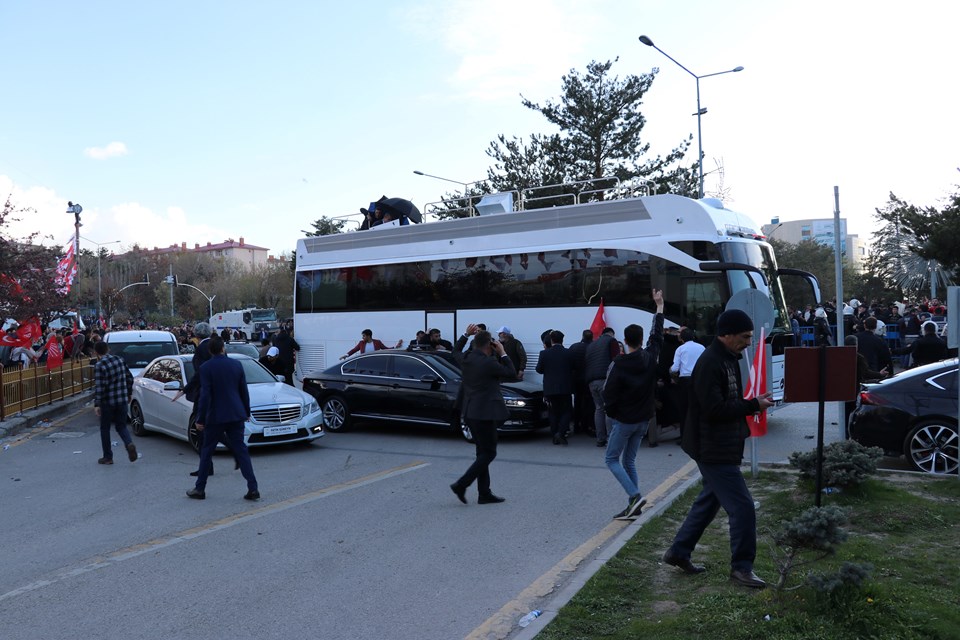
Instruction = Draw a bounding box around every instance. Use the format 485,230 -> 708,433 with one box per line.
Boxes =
662,308 -> 774,588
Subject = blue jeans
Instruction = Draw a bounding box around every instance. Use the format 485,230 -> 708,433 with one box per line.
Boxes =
605,419 -> 649,498
668,462 -> 757,572
99,403 -> 133,459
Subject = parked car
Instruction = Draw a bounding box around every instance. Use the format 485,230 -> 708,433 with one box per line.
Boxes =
104,330 -> 180,377
849,358 -> 958,475
129,354 -> 324,451
301,349 -> 547,441
225,341 -> 262,359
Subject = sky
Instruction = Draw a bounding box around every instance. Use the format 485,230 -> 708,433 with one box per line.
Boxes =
2,0 -> 958,261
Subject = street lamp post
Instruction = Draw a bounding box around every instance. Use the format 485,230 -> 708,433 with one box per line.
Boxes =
175,281 -> 217,320
413,170 -> 486,207
79,235 -> 120,323
638,35 -> 743,199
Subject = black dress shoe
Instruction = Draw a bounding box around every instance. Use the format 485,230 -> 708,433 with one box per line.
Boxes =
560,436 -> 568,445
662,551 -> 705,574
553,437 -> 562,445
730,569 -> 767,588
450,483 -> 467,504
186,488 -> 206,500
478,493 -> 505,504
189,464 -> 214,477
243,490 -> 261,501
596,440 -> 607,447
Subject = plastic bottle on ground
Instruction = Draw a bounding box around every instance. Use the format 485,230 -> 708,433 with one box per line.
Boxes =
518,609 -> 542,628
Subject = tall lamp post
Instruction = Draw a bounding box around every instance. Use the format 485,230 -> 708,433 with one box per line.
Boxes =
175,281 -> 217,320
80,236 -> 120,322
638,35 -> 743,199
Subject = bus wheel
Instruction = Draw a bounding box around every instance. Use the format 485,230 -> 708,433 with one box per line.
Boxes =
322,396 -> 351,432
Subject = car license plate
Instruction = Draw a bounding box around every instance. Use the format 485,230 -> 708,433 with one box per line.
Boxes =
263,425 -> 298,437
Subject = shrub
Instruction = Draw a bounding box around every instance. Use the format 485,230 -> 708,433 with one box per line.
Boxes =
789,439 -> 883,488
770,505 -> 849,592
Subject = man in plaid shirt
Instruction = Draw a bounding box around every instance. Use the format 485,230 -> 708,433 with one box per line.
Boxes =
93,341 -> 138,464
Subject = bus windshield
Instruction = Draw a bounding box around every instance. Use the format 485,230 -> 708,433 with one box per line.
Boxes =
718,241 -> 790,334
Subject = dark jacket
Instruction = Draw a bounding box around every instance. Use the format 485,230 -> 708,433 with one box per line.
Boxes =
184,337 -> 211,403
197,354 -> 251,426
567,336 -> 592,384
501,337 -> 527,372
584,334 -> 619,382
894,334 -> 948,367
813,317 -> 834,347
459,348 -> 516,422
602,313 -> 664,423
536,344 -> 575,396
854,330 -> 893,372
680,339 -> 760,464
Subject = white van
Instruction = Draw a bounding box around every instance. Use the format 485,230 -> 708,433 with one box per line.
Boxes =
103,330 -> 180,377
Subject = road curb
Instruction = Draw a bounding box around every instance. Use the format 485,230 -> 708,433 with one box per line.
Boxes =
511,461 -> 702,639
0,391 -> 94,440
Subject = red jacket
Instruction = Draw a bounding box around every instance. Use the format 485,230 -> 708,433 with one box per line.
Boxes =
346,339 -> 389,357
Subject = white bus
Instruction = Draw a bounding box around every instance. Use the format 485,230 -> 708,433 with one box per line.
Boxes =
292,191 -> 819,398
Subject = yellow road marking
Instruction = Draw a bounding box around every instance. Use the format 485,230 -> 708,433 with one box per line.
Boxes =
466,459 -> 699,639
0,460 -> 429,602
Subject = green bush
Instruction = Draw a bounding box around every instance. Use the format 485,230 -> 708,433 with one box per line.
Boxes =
789,439 -> 883,487
771,505 -> 849,592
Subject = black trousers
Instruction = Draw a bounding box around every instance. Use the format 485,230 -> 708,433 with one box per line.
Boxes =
546,394 -> 572,438
454,419 -> 500,497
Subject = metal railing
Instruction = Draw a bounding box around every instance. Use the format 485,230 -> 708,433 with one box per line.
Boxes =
1,358 -> 95,421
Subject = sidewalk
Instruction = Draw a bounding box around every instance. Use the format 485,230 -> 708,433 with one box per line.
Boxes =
0,391 -> 93,440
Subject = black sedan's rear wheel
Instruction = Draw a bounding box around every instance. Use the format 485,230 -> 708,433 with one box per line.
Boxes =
322,395 -> 351,432
904,419 -> 958,475
130,401 -> 148,437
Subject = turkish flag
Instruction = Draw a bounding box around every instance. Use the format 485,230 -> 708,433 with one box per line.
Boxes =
744,327 -> 768,437
590,299 -> 606,339
0,317 -> 42,347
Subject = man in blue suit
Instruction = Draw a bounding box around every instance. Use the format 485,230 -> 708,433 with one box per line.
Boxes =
186,336 -> 260,501
536,330 -> 576,445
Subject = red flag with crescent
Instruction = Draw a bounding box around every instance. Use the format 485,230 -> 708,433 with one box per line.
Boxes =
744,327 -> 768,436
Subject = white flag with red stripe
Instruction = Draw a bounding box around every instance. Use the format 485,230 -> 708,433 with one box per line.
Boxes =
744,327 -> 768,437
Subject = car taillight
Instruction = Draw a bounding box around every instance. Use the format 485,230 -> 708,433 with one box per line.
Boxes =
858,390 -> 889,406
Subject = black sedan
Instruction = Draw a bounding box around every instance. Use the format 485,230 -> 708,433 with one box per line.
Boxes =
301,349 -> 547,441
849,358 -> 958,474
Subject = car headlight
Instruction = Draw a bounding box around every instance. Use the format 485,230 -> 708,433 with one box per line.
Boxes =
306,399 -> 320,414
503,396 -> 527,408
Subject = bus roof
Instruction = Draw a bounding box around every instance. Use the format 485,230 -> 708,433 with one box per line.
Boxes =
296,194 -> 766,270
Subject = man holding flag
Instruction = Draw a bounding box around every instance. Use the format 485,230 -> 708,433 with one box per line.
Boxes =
663,309 -> 774,589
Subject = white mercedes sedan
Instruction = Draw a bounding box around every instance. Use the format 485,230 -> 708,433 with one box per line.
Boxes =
130,354 -> 324,451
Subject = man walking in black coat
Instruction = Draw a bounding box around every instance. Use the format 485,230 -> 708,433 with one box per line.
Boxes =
663,309 -> 775,588
450,325 -> 516,505
536,330 -> 576,445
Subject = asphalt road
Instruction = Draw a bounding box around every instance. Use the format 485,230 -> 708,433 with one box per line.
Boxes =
0,400 -> 884,640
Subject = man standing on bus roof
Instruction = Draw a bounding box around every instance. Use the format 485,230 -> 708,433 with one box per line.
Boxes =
497,326 -> 526,380
663,309 -> 775,588
342,329 -> 403,359
450,324 -> 515,505
585,327 -> 620,447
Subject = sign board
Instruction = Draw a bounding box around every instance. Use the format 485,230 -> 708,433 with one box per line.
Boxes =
783,346 -> 858,403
